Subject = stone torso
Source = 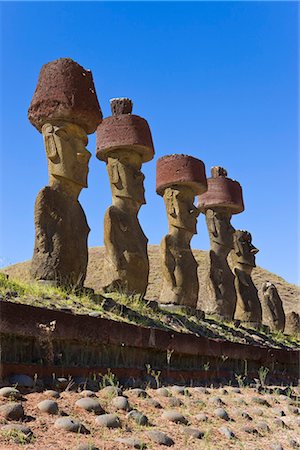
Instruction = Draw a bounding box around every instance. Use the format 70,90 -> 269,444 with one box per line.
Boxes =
234,268 -> 262,324
30,187 -> 90,287
102,205 -> 149,295
159,234 -> 199,307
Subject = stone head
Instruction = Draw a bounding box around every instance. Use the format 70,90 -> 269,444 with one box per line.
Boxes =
233,230 -> 258,268
107,150 -> 145,207
42,122 -> 91,189
206,208 -> 235,249
262,282 -> 277,300
163,186 -> 199,234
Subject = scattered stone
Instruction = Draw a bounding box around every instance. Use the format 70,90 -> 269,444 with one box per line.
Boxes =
127,410 -> 148,425
168,397 -> 183,407
209,396 -> 224,406
0,387 -> 21,399
214,408 -> 229,421
95,413 -> 121,428
183,427 -> 204,439
56,377 -> 69,389
252,397 -> 270,407
171,386 -> 186,395
54,417 -> 89,434
147,398 -> 162,408
162,410 -> 188,424
0,402 -> 24,420
101,386 -> 122,397
241,411 -> 252,421
219,426 -> 235,439
232,387 -> 241,394
146,430 -> 174,446
156,387 -> 171,397
220,388 -> 228,395
195,387 -> 209,394
0,424 -> 33,443
241,425 -> 258,434
37,399 -> 58,415
9,374 -> 33,388
274,418 -> 286,428
270,445 -> 284,450
88,312 -> 100,318
272,408 -> 286,417
130,388 -> 148,398
0,424 -> 32,435
256,421 -> 270,433
79,390 -> 97,398
112,396 -> 130,411
44,390 -> 60,398
77,445 -> 98,450
236,398 -> 247,406
115,437 -> 145,448
288,406 -> 299,415
252,408 -> 264,416
288,438 -> 300,448
195,413 -> 208,422
75,398 -> 104,415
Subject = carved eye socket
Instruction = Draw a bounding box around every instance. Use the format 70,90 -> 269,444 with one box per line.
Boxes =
56,129 -> 69,141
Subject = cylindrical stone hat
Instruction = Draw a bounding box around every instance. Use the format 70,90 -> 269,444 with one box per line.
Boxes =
197,166 -> 244,214
28,58 -> 102,134
96,98 -> 154,163
156,154 -> 207,196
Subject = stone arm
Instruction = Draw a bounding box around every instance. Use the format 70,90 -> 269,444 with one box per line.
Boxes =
33,188 -> 58,255
160,235 -> 176,289
103,207 -> 127,271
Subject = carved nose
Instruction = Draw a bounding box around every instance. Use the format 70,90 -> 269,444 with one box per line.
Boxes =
251,246 -> 258,254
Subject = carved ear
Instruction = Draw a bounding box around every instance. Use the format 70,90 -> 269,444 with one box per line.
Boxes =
207,210 -> 218,237
42,124 -> 59,162
165,189 -> 178,217
108,163 -> 121,185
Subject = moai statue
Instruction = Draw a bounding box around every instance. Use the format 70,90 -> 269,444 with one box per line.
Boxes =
285,311 -> 300,336
231,230 -> 262,326
197,167 -> 244,320
96,98 -> 154,295
261,282 -> 285,332
156,155 -> 207,308
28,58 -> 102,287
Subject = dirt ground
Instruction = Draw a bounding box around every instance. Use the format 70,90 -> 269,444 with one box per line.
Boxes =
0,385 -> 300,450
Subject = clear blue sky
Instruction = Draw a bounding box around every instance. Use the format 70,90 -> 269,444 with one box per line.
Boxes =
0,2 -> 298,285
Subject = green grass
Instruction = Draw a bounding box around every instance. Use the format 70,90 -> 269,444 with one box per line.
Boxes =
1,273 -> 299,349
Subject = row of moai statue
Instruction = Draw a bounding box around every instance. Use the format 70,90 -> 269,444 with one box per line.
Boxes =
27,58 -> 298,335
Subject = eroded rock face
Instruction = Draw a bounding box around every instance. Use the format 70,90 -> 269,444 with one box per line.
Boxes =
285,311 -> 300,336
96,98 -> 154,296
197,167 -> 243,320
262,282 -> 285,332
29,59 -> 101,288
231,230 -> 262,325
156,155 -> 207,308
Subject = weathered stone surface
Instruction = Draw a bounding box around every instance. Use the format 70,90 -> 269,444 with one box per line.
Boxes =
110,97 -> 133,116
156,388 -> 171,397
0,387 -> 21,399
96,100 -> 153,295
28,58 -> 102,134
9,374 -> 33,388
195,413 -> 208,422
101,386 -> 122,397
115,437 -> 145,449
262,282 -> 285,332
168,397 -> 183,407
130,388 -> 149,398
231,230 -> 262,325
171,385 -> 187,395
54,417 -> 89,434
79,390 -> 96,398
162,410 -> 188,424
112,396 -> 130,411
219,426 -> 235,439
197,167 -> 243,319
285,312 -> 300,336
75,398 -> 104,414
127,410 -> 148,425
44,390 -> 60,398
77,444 -> 99,450
0,424 -> 32,438
146,430 -> 174,446
183,427 -> 204,439
31,185 -> 90,287
37,399 -> 58,414
0,402 -> 24,420
214,408 -> 229,421
95,413 -> 121,428
147,398 -> 162,408
157,155 -> 206,308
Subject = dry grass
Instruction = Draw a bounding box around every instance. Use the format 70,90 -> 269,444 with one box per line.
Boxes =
0,385 -> 300,449
3,245 -> 299,315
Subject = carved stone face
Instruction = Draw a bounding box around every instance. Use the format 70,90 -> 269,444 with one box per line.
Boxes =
206,208 -> 234,249
107,150 -> 145,205
233,230 -> 258,267
163,186 -> 199,234
42,122 -> 91,188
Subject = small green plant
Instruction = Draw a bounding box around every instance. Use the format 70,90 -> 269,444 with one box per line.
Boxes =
166,348 -> 174,367
99,368 -> 119,388
145,363 -> 161,389
258,366 -> 269,387
203,362 -> 210,371
1,429 -> 35,445
235,373 -> 246,389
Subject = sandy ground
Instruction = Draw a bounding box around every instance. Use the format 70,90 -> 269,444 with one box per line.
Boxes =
0,385 -> 300,450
